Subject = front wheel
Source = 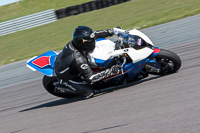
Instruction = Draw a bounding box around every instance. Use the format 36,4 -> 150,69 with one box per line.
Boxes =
149,49 -> 181,75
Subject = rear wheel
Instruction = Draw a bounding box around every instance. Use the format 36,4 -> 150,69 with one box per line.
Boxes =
149,49 -> 181,75
42,75 -> 77,98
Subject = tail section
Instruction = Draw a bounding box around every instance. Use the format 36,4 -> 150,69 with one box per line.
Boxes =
26,50 -> 58,76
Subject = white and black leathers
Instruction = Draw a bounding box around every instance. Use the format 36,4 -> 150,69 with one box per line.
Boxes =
54,30 -> 118,86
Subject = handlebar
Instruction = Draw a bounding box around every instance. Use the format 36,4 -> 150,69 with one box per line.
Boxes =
113,27 -> 125,35
113,27 -> 131,49
113,27 -> 126,37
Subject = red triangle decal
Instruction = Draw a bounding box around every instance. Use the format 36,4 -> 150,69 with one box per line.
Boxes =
33,56 -> 51,68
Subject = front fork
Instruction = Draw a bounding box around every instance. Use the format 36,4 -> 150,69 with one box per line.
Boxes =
145,60 -> 161,73
145,47 -> 161,74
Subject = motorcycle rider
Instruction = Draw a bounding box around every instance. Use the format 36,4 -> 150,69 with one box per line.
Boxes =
54,26 -> 120,99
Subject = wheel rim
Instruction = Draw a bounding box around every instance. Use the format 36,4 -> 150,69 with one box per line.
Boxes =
157,58 -> 175,74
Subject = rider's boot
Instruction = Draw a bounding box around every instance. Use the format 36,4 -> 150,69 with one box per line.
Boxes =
82,91 -> 94,99
67,80 -> 94,99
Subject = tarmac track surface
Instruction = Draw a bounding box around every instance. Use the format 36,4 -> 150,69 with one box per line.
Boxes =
0,15 -> 200,133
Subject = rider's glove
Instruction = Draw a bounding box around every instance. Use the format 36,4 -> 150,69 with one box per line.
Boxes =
84,65 -> 120,84
106,28 -> 114,36
106,65 -> 120,77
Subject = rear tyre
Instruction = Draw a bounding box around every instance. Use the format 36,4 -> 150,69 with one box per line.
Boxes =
42,75 -> 77,98
149,49 -> 181,75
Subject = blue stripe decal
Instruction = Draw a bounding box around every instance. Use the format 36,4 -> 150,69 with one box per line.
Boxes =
96,38 -> 107,42
26,50 -> 57,76
94,58 -> 105,67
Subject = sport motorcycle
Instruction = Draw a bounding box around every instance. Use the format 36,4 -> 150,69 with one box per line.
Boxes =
26,27 -> 181,98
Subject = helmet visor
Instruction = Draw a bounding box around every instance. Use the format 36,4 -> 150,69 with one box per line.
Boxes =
82,38 -> 95,52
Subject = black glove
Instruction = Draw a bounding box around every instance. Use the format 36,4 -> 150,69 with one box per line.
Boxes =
84,65 -> 120,84
106,65 -> 120,77
106,28 -> 114,36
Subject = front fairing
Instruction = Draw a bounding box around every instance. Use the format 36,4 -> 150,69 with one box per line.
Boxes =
88,38 -> 116,68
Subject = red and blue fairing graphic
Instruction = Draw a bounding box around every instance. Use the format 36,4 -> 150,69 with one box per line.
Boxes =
103,47 -> 161,83
149,47 -> 160,58
146,47 -> 161,70
94,58 -> 113,67
26,50 -> 57,76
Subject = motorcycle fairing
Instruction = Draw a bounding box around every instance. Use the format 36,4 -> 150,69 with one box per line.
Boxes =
104,59 -> 149,82
147,47 -> 161,70
124,59 -> 149,80
90,37 -> 154,67
149,47 -> 160,58
26,50 -> 57,76
104,47 -> 161,82
113,28 -> 154,46
125,47 -> 154,63
96,38 -> 108,42
94,58 -> 113,67
90,38 -> 115,61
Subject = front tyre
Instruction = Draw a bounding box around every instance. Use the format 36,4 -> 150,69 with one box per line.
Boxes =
150,49 -> 181,75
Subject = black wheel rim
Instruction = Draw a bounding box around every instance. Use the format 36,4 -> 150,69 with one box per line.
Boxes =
157,57 -> 175,74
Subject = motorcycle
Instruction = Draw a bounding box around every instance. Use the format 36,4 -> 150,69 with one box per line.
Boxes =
26,27 -> 181,98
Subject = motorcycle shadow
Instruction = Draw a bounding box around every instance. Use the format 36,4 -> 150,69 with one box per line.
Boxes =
19,75 -> 162,112
19,97 -> 83,112
95,75 -> 162,94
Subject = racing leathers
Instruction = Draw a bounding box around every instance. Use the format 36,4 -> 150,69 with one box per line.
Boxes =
54,29 -> 119,97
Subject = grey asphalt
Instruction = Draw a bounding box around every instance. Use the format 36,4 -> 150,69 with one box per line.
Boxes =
0,14 -> 200,133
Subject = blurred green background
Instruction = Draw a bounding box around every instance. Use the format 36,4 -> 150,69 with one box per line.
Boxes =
0,0 -> 91,22
0,0 -> 200,65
